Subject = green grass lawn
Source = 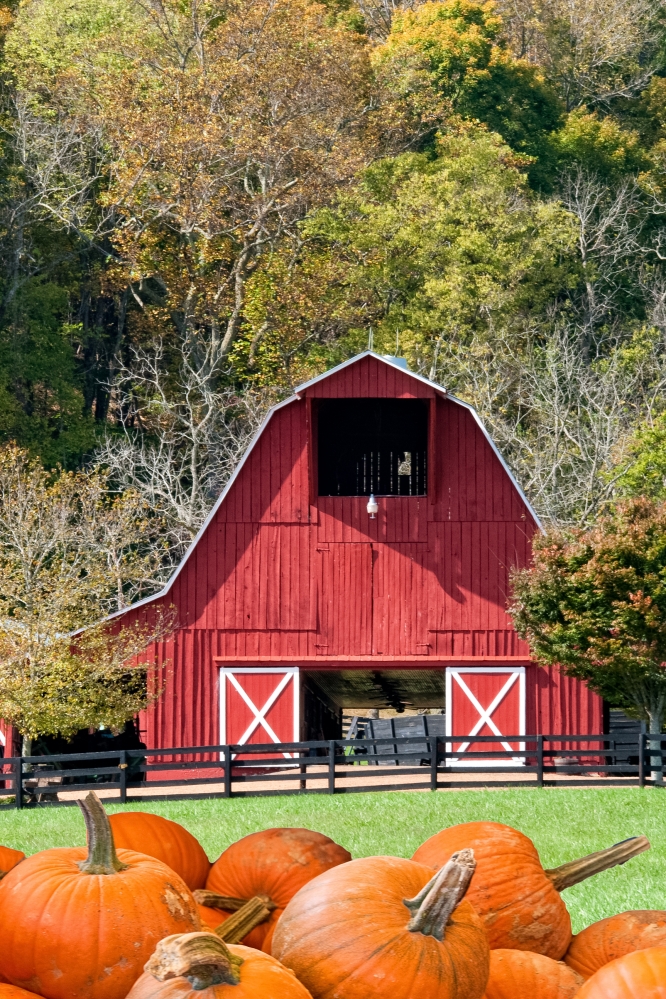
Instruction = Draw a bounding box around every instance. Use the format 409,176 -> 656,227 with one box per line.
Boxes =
1,788 -> 665,933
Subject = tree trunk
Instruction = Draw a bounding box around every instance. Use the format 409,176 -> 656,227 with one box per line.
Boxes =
647,706 -> 664,785
21,734 -> 33,772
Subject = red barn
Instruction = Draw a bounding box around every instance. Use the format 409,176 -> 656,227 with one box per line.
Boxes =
108,352 -> 602,758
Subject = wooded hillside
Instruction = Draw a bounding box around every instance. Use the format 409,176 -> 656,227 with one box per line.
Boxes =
2,0 -> 666,552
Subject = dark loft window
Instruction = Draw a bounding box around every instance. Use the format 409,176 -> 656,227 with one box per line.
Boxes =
318,398 -> 428,496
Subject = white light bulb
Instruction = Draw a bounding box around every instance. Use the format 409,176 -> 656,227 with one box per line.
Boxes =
367,493 -> 379,518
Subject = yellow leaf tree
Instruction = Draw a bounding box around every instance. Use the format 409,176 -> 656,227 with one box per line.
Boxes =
0,445 -> 173,755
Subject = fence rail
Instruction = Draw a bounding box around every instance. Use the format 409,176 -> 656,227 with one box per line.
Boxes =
1,732 -> 665,807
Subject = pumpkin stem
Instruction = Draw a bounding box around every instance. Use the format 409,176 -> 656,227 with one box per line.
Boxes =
144,932 -> 243,989
215,896 -> 274,944
405,848 -> 476,941
546,835 -> 650,891
77,791 -> 129,876
193,889 -> 277,912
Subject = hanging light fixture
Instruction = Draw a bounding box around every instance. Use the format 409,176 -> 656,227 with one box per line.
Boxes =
367,493 -> 378,519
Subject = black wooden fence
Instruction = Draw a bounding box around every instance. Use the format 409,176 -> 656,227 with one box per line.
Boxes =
1,732 -> 665,808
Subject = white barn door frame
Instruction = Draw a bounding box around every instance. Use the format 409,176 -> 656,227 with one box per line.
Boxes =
445,666 -> 526,767
219,667 -> 300,760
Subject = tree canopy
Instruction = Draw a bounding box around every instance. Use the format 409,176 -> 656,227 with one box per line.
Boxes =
0,0 -> 664,531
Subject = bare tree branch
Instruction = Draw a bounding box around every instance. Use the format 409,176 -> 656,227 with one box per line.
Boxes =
96,338 -> 273,562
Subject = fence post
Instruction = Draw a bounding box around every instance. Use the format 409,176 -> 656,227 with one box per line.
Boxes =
14,757 -> 23,810
536,735 -> 544,788
223,746 -> 232,798
430,737 -> 438,791
638,732 -> 645,787
118,751 -> 128,804
328,740 -> 336,795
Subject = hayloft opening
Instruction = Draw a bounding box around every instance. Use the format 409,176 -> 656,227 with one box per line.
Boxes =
317,398 -> 428,496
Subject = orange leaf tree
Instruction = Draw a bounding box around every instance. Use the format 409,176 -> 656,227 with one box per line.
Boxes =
9,0 -> 378,361
510,498 -> 666,780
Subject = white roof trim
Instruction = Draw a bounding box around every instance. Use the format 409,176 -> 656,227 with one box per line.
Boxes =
89,352 -> 540,629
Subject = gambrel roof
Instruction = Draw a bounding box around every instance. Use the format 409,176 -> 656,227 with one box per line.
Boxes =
95,351 -> 541,626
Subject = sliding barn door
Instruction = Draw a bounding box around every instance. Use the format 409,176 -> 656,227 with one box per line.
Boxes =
219,668 -> 300,758
446,667 -> 525,765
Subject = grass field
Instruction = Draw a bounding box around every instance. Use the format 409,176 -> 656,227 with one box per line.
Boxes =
1,787 -> 665,933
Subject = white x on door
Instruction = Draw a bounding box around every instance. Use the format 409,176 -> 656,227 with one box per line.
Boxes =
219,668 -> 300,760
446,667 -> 526,766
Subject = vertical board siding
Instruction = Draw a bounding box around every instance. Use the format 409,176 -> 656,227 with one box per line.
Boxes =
108,355 -> 597,751
317,497 -> 428,543
531,664 -> 604,741
304,355 -> 434,399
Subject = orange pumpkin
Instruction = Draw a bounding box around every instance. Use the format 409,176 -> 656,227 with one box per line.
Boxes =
483,949 -> 583,999
205,828 -> 351,952
0,792 -> 200,999
272,850 -> 490,999
127,932 -> 313,998
0,847 -> 24,880
566,911 -> 666,979
109,811 -> 211,890
0,988 -> 42,998
412,822 -> 649,959
576,944 -> 666,997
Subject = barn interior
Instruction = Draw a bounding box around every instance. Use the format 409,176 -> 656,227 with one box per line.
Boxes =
317,397 -> 429,496
301,672 -> 642,755
302,670 -> 446,740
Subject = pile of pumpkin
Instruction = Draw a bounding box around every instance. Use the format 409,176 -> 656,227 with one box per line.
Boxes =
0,793 -> 664,998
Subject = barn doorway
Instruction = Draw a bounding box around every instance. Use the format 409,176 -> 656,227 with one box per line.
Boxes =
301,668 -> 446,739
304,668 -> 445,713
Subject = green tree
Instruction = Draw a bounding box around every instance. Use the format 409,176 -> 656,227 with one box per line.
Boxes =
0,1 -> 106,467
510,498 -> 666,781
374,0 -> 563,173
549,109 -> 650,183
300,128 -> 577,373
616,412 -> 666,500
0,284 -> 98,467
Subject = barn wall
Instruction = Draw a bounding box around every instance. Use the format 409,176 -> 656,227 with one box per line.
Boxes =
116,355 -> 599,750
530,665 -> 604,742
